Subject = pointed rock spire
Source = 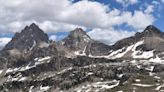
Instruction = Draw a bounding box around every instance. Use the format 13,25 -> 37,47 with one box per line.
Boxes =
68,28 -> 90,38
61,28 -> 91,50
3,23 -> 49,52
143,25 -> 163,37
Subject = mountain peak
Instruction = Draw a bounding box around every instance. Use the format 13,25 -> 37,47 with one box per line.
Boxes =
3,23 -> 49,52
143,25 -> 162,35
22,23 -> 41,33
30,23 -> 38,27
145,25 -> 157,30
29,23 -> 39,29
60,28 -> 91,51
69,28 -> 90,38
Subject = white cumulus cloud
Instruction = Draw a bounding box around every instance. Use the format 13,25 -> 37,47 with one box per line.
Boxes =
0,37 -> 11,49
116,0 -> 138,7
88,28 -> 135,45
49,35 -> 57,41
0,0 -> 158,45
127,11 -> 155,30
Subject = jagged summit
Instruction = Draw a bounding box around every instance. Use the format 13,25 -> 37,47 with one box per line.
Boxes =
143,25 -> 163,36
21,23 -> 49,41
59,28 -> 111,56
144,25 -> 160,32
68,28 -> 91,39
23,23 -> 40,32
3,23 -> 49,52
60,28 -> 91,50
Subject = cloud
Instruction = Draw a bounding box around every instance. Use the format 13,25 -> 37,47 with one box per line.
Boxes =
49,34 -> 68,41
144,5 -> 154,14
152,1 -> 159,5
88,28 -> 135,45
58,0 -> 111,28
129,0 -> 138,4
49,35 -> 57,41
116,0 -> 138,7
127,11 -> 155,30
0,0 -> 158,45
38,21 -> 86,33
162,0 -> 164,3
0,0 -> 109,32
0,37 -> 11,49
0,0 -> 155,33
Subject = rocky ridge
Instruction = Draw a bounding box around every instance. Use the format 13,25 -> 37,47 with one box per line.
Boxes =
0,23 -> 164,92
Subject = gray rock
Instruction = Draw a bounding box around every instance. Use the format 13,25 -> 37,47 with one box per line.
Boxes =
3,23 -> 49,52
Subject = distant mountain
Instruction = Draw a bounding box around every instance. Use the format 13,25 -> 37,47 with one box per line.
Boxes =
58,25 -> 164,60
3,23 -> 49,53
61,28 -> 91,50
1,23 -> 164,92
58,28 -> 111,57
109,25 -> 164,60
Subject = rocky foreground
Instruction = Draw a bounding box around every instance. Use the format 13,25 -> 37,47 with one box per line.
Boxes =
0,56 -> 164,92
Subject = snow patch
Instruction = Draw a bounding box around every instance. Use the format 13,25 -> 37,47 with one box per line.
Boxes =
155,84 -> 164,91
6,56 -> 51,73
132,83 -> 154,87
130,40 -> 154,59
40,86 -> 50,91
87,72 -> 94,76
7,75 -> 28,82
0,70 -> 3,74
6,68 -> 20,73
154,76 -> 161,79
57,67 -> 73,74
29,86 -> 34,92
132,40 -> 144,51
75,80 -> 119,92
117,74 -> 124,78
74,46 -> 87,56
115,45 -> 134,58
92,80 -> 119,89
109,48 -> 125,58
149,56 -> 164,63
145,66 -> 154,72
135,79 -> 141,82
19,77 -> 28,81
37,56 -> 51,62
130,60 -> 137,64
29,40 -> 36,51
83,35 -> 91,42
132,50 -> 154,59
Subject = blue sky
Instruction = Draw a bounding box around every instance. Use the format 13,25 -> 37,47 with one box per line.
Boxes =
0,0 -> 164,47
96,0 -> 164,31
